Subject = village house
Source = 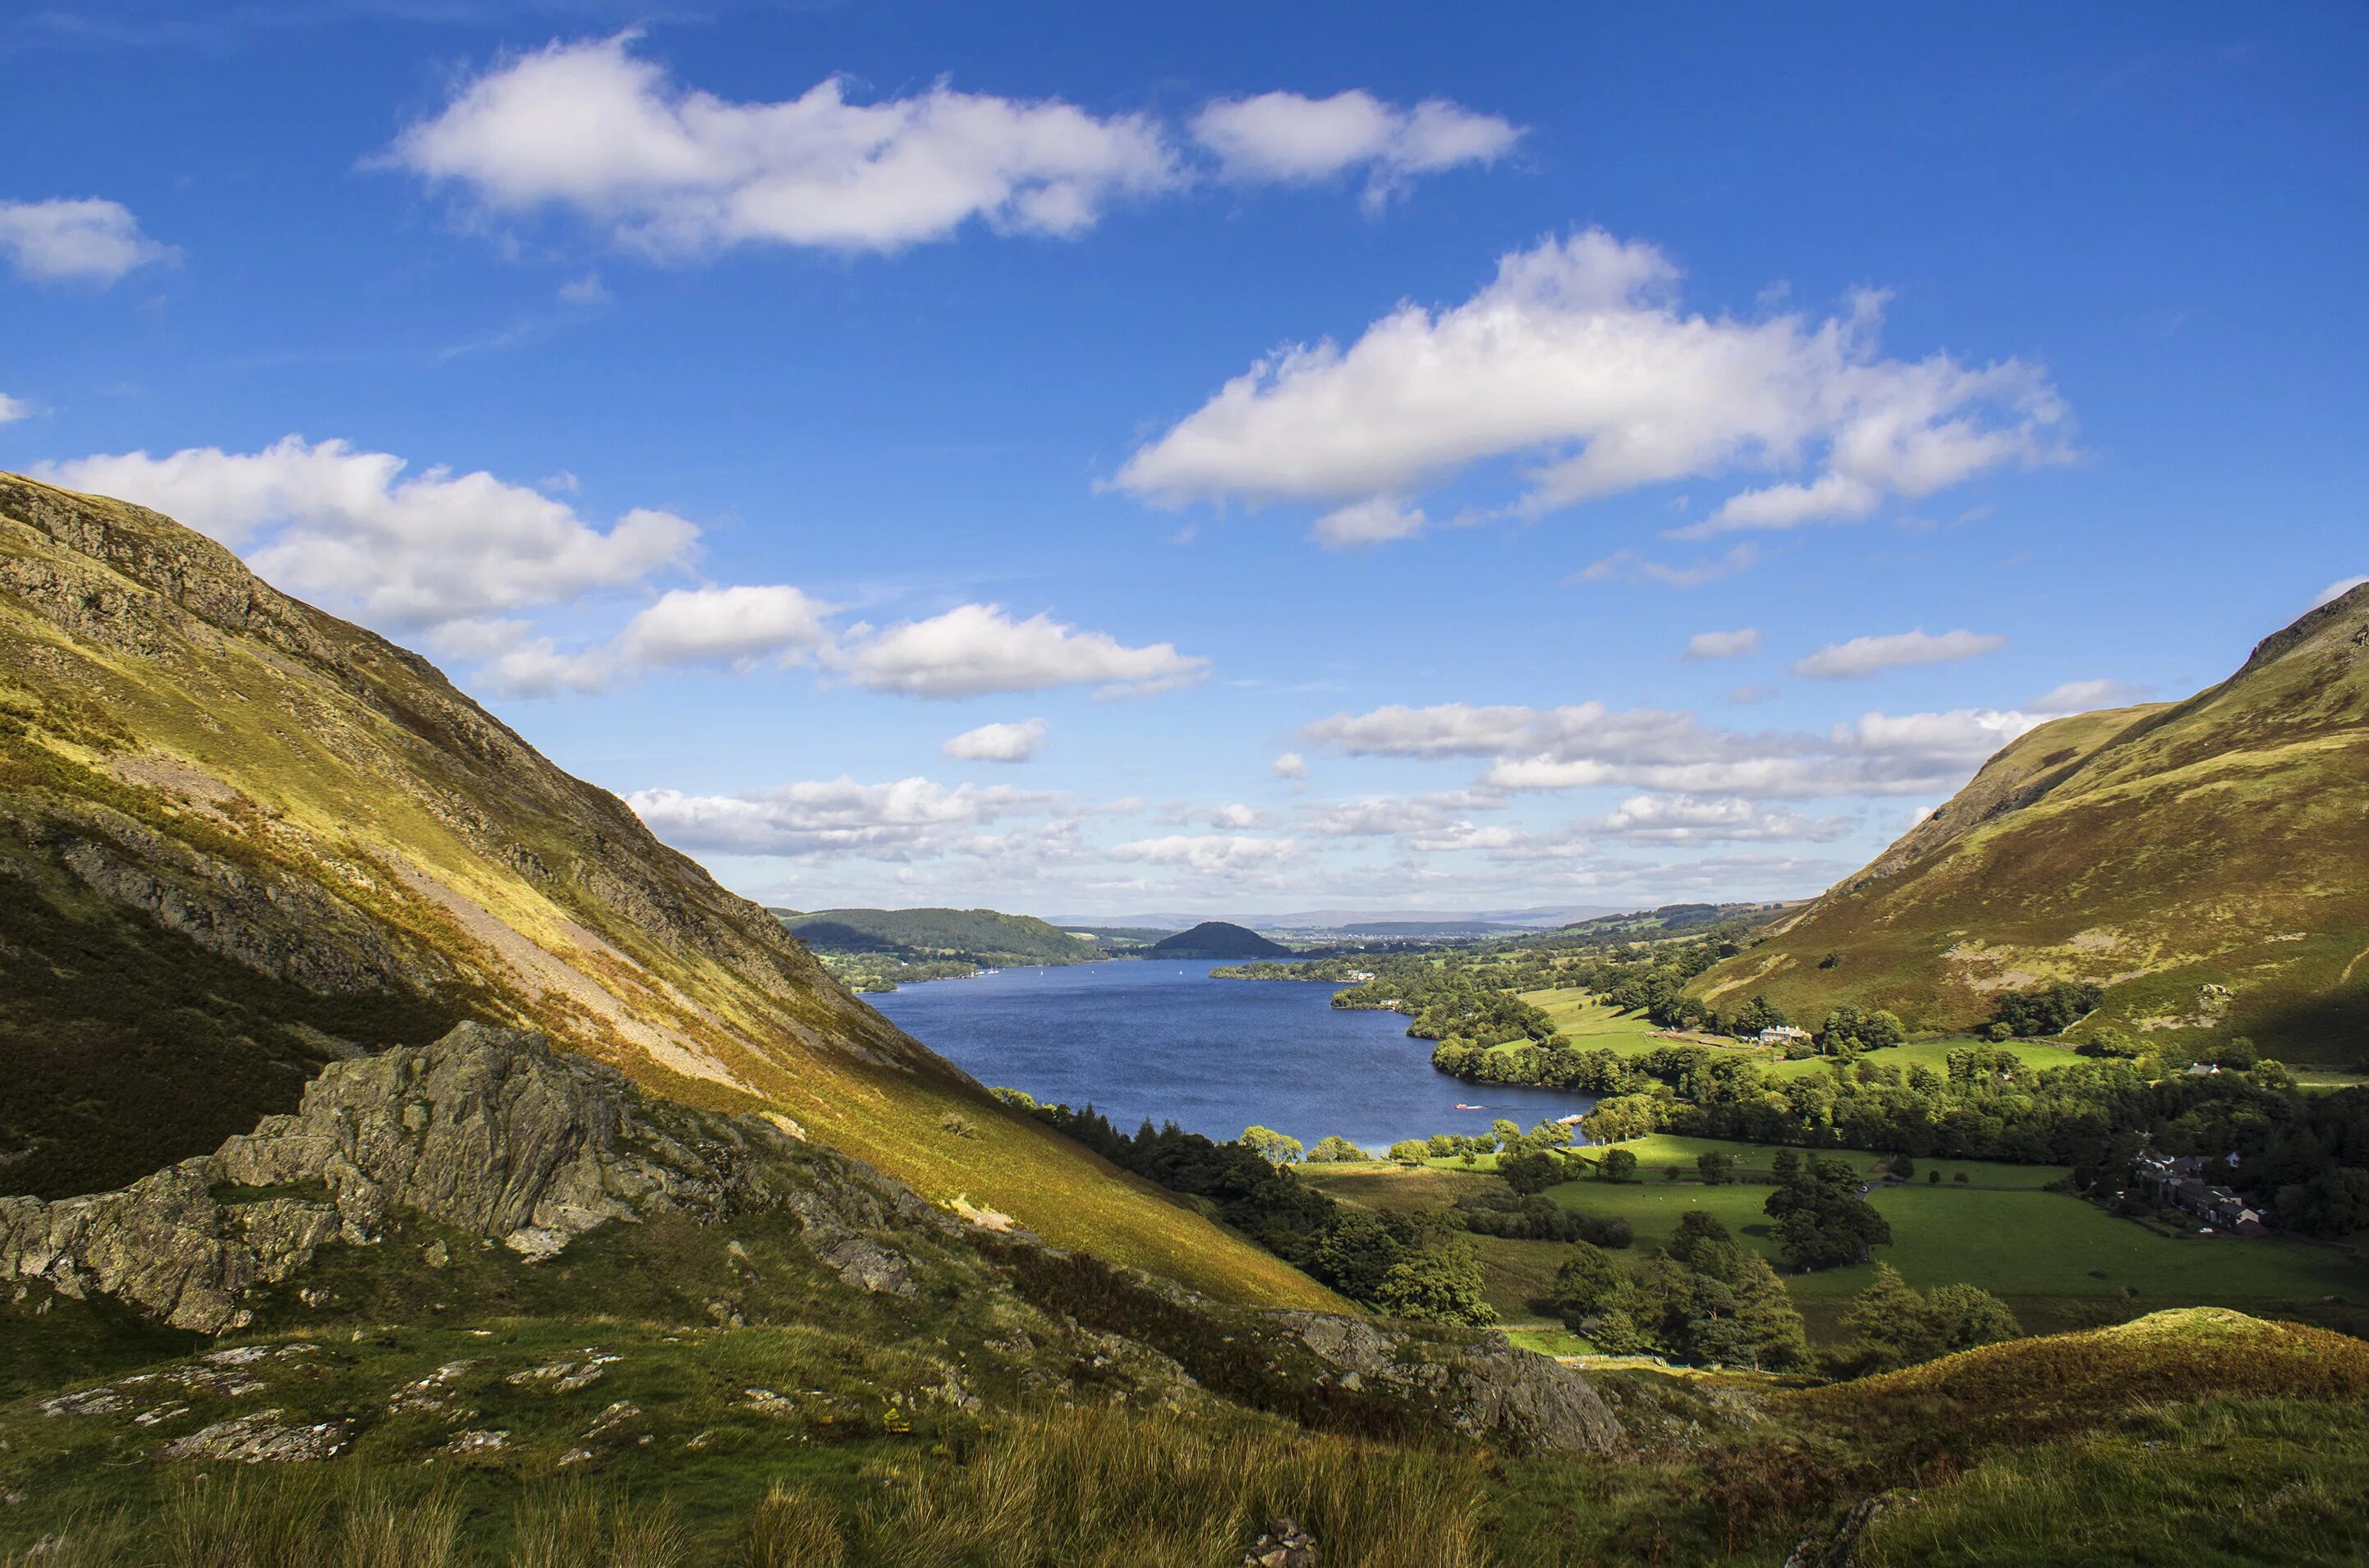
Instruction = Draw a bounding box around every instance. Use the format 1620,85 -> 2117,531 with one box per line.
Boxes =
1756,1025 -> 1813,1047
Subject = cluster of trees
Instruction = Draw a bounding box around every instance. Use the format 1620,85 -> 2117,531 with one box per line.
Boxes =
1836,1264 -> 2022,1373
1438,1029 -> 2369,1239
1987,979 -> 2105,1038
1816,1005 -> 1906,1057
992,1093 -> 1496,1324
1551,1213 -> 1809,1370
1763,1150 -> 1893,1270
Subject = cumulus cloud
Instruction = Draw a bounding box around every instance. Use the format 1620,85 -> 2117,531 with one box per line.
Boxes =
943,718 -> 1049,763
0,198 -> 177,283
1109,834 -> 1301,874
1114,230 -> 2066,541
1190,89 -> 1519,207
36,436 -> 697,635
386,39 -> 1518,259
1584,793 -> 1853,843
2316,575 -> 2368,609
2027,677 -> 2152,714
0,393 -> 30,424
387,33 -> 1182,255
1792,627 -> 2007,680
830,603 -> 1208,699
483,583 -> 836,696
627,776 -> 1067,860
1302,698 -> 2038,799
1271,751 -> 1307,781
1683,628 -> 1761,660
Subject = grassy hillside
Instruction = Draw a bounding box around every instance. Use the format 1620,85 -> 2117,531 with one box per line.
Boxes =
1692,586 -> 2369,1061
0,474 -> 1333,1309
779,905 -> 1101,964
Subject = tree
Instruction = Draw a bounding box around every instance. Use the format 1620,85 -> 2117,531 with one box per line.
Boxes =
1498,1148 -> 1565,1196
1600,1148 -> 1639,1183
1770,1148 -> 1802,1185
1733,994 -> 1789,1037
1387,1139 -> 1431,1162
1492,1118 -> 1522,1149
1842,1264 -> 2021,1369
1306,1211 -> 1410,1303
1819,1005 -> 1905,1057
1372,1236 -> 1497,1326
1306,1135 -> 1366,1162
1581,1094 -> 1662,1144
1241,1126 -> 1304,1165
1550,1240 -> 1624,1325
1696,1151 -> 1734,1185
1765,1156 -> 1893,1270
1426,1134 -> 1455,1158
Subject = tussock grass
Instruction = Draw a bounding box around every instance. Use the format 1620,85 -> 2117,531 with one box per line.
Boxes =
818,1405 -> 1490,1568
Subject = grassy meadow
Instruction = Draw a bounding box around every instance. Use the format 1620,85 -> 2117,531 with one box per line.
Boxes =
1302,1135 -> 2369,1341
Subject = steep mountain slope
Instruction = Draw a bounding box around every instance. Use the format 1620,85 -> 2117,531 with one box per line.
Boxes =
780,905 -> 1101,965
0,473 -> 1334,1309
1693,585 -> 2369,1059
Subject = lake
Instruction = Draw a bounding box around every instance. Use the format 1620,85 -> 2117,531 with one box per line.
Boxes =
870,959 -> 1597,1153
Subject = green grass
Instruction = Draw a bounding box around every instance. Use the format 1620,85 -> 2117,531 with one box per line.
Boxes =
1513,990 -> 1667,1048
1549,1139 -> 2369,1312
1760,1036 -> 2082,1080
1309,1139 -> 2369,1337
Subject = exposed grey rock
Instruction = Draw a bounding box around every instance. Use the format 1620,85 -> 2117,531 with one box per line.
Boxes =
0,1022 -> 934,1332
1244,1517 -> 1318,1567
163,1410 -> 350,1463
1274,1312 -> 1623,1456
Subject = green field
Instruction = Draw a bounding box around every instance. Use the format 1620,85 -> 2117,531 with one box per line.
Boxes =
1306,1137 -> 2369,1340
1516,989 -> 1668,1047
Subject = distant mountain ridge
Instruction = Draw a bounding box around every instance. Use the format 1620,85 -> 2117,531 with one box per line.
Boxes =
1145,921 -> 1292,959
778,906 -> 1101,965
0,474 -> 1333,1309
1692,585 -> 2369,1060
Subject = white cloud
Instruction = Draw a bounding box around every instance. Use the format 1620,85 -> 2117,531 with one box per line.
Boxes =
1114,230 -> 2066,541
830,603 -> 1208,699
1109,834 -> 1301,873
943,718 -> 1049,763
1190,90 -> 1519,208
1729,685 -> 1779,705
36,436 -> 697,635
1271,751 -> 1307,781
1312,496 -> 1426,548
627,776 -> 1066,859
2316,575 -> 2368,609
1683,628 -> 1761,660
0,198 -> 177,284
2028,677 -> 2152,714
1586,793 -> 1853,843
1570,543 -> 1760,589
1793,627 -> 2007,680
0,393 -> 31,424
489,581 -> 838,697
388,34 -> 1181,255
1302,698 -> 2040,800
558,271 -> 610,305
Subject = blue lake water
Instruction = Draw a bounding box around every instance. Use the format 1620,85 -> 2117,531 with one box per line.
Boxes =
870,960 -> 1597,1154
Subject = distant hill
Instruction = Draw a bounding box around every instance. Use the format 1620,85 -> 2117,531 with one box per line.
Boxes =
1692,584 -> 2369,1061
1550,903 -> 1797,944
1146,921 -> 1292,959
779,906 -> 1100,965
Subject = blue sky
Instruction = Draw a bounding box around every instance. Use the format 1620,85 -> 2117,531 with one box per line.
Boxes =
5,1 -> 2364,919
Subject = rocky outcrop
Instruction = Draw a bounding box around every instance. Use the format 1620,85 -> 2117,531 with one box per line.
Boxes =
1279,1312 -> 1623,1456
0,1023 -> 939,1332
